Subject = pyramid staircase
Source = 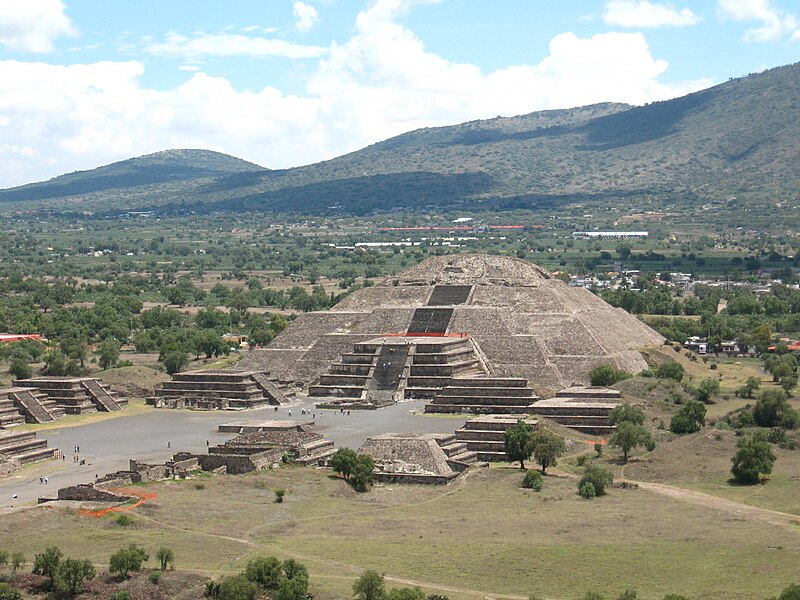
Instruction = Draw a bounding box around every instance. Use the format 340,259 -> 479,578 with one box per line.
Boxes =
435,433 -> 479,467
454,414 -> 539,461
295,438 -> 337,466
529,386 -> 622,435
17,377 -> 125,415
404,338 -> 484,399
1,387 -> 63,424
0,429 -> 56,464
426,284 -> 473,306
148,370 -> 282,410
424,378 -> 541,415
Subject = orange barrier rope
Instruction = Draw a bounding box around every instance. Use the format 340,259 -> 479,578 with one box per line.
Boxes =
76,488 -> 157,518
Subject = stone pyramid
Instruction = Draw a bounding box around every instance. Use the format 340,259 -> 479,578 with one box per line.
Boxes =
239,254 -> 662,395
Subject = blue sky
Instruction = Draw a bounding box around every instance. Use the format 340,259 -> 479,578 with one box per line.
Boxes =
0,0 -> 798,188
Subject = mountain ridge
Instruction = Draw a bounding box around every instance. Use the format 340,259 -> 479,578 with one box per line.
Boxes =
2,62 -> 799,215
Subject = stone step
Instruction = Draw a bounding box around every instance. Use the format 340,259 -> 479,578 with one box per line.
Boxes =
424,404 -> 533,415
475,450 -> 508,462
0,430 -> 37,445
434,433 -> 458,446
439,442 -> 469,457
404,387 -> 440,399
251,372 -> 288,405
15,447 -> 56,465
0,437 -> 49,454
317,374 -> 370,386
410,360 -> 479,377
340,353 -> 376,365
432,395 -> 538,407
302,439 -> 334,452
330,364 -> 372,375
81,379 -> 122,411
298,447 -> 337,466
531,405 -> 614,417
454,429 -> 506,441
447,450 -> 479,464
462,440 -> 506,452
412,348 -> 476,364
442,386 -> 536,398
308,385 -> 364,398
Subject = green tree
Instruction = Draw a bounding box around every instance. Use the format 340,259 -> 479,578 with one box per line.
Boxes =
56,557 -> 95,596
529,429 -> 566,474
156,546 -> 174,571
8,358 -> 31,380
669,400 -> 707,434
109,544 -> 148,580
219,574 -> 259,600
353,570 -> 386,600
10,553 -> 24,575
774,584 -> 800,600
738,376 -> 761,399
522,469 -> 543,491
351,454 -> 376,492
608,403 -> 645,426
331,447 -> 359,481
32,546 -> 63,590
578,464 -> 613,496
387,588 -> 428,600
162,349 -> 189,375
655,361 -> 684,381
503,420 -> 536,469
589,364 -> 630,386
731,431 -> 776,485
244,556 -> 282,589
693,378 -> 720,403
98,339 -> 120,369
609,422 -> 653,462
753,388 -> 798,428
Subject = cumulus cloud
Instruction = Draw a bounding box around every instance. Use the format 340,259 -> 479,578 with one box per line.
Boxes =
718,0 -> 799,41
143,31 -> 327,59
293,2 -> 320,32
0,0 -> 76,53
0,0 -> 711,188
603,1 -> 700,27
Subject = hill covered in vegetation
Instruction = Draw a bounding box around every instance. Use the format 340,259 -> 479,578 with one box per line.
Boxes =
2,62 -> 799,217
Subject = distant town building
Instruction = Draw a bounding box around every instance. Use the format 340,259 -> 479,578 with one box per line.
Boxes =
572,231 -> 649,239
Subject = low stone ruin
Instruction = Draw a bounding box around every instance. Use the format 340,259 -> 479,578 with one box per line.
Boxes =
14,377 -> 127,417
0,386 -> 64,424
453,414 -> 539,461
207,420 -> 335,470
148,369 -> 289,410
528,386 -> 622,435
0,428 -> 56,472
358,432 -> 477,484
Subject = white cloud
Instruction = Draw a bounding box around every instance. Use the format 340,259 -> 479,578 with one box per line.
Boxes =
143,31 -> 327,59
718,0 -> 799,41
0,0 -> 76,53
293,2 -> 320,32
0,0 -> 711,188
603,1 -> 700,27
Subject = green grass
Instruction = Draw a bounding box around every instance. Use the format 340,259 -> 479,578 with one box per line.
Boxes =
2,466 -> 798,599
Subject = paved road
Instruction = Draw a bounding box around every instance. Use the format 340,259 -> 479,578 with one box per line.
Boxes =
0,397 -> 462,510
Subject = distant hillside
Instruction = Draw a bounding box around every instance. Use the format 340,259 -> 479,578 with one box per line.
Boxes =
0,149 -> 265,203
2,62 -> 800,216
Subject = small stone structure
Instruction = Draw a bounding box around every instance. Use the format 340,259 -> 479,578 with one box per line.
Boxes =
55,456 -> 201,502
529,386 -> 622,435
0,386 -> 64,424
358,432 -> 477,484
15,377 -> 127,417
0,428 -> 56,471
208,420 -> 335,469
424,377 -> 541,415
148,369 -> 288,410
453,414 -> 539,461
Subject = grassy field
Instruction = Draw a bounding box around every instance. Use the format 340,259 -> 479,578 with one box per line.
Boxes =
1,464 -> 798,600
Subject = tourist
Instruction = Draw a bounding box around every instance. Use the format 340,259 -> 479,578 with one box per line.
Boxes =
167,441 -> 171,448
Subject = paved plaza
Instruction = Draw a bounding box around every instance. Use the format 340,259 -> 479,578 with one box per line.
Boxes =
0,396 -> 461,510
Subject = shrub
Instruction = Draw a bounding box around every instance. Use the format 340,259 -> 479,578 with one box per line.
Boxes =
670,400 -> 706,434
578,464 -> 613,496
149,571 -> 162,585
594,442 -> 603,457
115,514 -> 134,526
753,389 -> 798,429
156,546 -> 174,571
109,544 -> 148,580
219,574 -> 258,600
110,592 -> 131,600
731,431 -> 776,485
656,361 -> 684,382
522,470 -> 543,491
0,583 -> 22,600
576,455 -> 587,466
589,364 -> 631,386
693,378 -> 720,403
578,481 -> 596,499
274,489 -> 286,503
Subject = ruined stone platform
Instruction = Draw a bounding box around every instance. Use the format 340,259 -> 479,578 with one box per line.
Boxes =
358,432 -> 475,484
15,377 -> 127,416
454,414 -> 539,461
529,386 -> 622,435
148,369 -> 287,410
0,428 -> 56,470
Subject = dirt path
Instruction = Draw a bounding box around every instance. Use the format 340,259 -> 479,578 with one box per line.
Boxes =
629,480 -> 800,530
